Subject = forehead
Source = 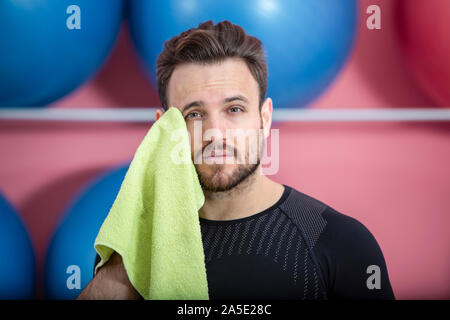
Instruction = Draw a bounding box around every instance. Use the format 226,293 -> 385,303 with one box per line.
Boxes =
167,57 -> 259,106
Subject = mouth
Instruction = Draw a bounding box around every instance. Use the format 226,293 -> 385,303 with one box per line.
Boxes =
210,150 -> 234,157
203,151 -> 235,163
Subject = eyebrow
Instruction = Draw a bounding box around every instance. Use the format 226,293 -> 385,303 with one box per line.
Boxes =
182,95 -> 249,114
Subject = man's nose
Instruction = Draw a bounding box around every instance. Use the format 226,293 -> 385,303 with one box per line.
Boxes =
202,113 -> 227,142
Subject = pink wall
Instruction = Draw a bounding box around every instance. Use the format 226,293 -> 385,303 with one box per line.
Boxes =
0,0 -> 448,299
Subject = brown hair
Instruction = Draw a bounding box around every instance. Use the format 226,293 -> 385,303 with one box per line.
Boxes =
156,20 -> 267,111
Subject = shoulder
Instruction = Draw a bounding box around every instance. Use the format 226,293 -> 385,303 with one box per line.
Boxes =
279,184 -> 377,250
279,185 -> 394,299
278,185 -> 328,248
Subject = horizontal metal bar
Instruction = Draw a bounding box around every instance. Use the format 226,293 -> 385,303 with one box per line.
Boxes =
272,108 -> 450,122
0,108 -> 157,122
0,108 -> 450,122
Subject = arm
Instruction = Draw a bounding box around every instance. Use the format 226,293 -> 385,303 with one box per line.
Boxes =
76,252 -> 141,300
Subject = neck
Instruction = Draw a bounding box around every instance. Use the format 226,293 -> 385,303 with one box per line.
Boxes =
199,166 -> 284,221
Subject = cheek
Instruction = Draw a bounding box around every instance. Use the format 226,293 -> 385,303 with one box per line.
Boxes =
186,122 -> 204,158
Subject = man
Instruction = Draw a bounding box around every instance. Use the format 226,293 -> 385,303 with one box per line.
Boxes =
78,20 -> 395,300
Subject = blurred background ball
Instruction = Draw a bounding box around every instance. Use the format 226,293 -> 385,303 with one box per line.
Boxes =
0,192 -> 36,299
44,164 -> 128,299
128,0 -> 358,109
395,0 -> 450,106
0,0 -> 124,107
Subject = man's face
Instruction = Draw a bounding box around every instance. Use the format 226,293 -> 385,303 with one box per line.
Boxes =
167,57 -> 270,192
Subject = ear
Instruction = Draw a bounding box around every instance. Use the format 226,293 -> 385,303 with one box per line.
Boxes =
155,108 -> 164,121
260,97 -> 273,139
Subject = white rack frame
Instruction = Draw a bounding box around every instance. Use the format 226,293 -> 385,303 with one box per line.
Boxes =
0,108 -> 450,122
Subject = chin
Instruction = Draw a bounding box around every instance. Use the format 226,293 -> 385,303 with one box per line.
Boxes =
195,165 -> 229,190
195,161 -> 259,193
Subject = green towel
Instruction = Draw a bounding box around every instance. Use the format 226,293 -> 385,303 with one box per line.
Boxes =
93,107 -> 209,300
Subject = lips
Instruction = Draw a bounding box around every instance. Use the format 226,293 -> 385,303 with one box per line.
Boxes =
202,149 -> 235,164
209,150 -> 233,157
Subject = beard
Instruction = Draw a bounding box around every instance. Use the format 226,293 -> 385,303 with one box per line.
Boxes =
197,157 -> 260,193
194,121 -> 264,193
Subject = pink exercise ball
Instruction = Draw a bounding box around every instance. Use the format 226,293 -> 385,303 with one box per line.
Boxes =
395,0 -> 450,106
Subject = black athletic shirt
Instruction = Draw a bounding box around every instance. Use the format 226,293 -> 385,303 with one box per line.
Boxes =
94,184 -> 395,300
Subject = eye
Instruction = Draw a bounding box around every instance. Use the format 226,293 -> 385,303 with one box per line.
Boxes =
229,106 -> 243,113
186,111 -> 201,119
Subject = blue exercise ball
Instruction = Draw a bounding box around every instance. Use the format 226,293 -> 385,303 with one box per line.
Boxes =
0,0 -> 124,107
128,0 -> 358,108
44,164 -> 129,299
0,192 -> 36,299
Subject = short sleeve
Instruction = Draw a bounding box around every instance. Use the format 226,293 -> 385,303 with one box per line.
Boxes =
93,253 -> 102,277
313,207 -> 395,300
